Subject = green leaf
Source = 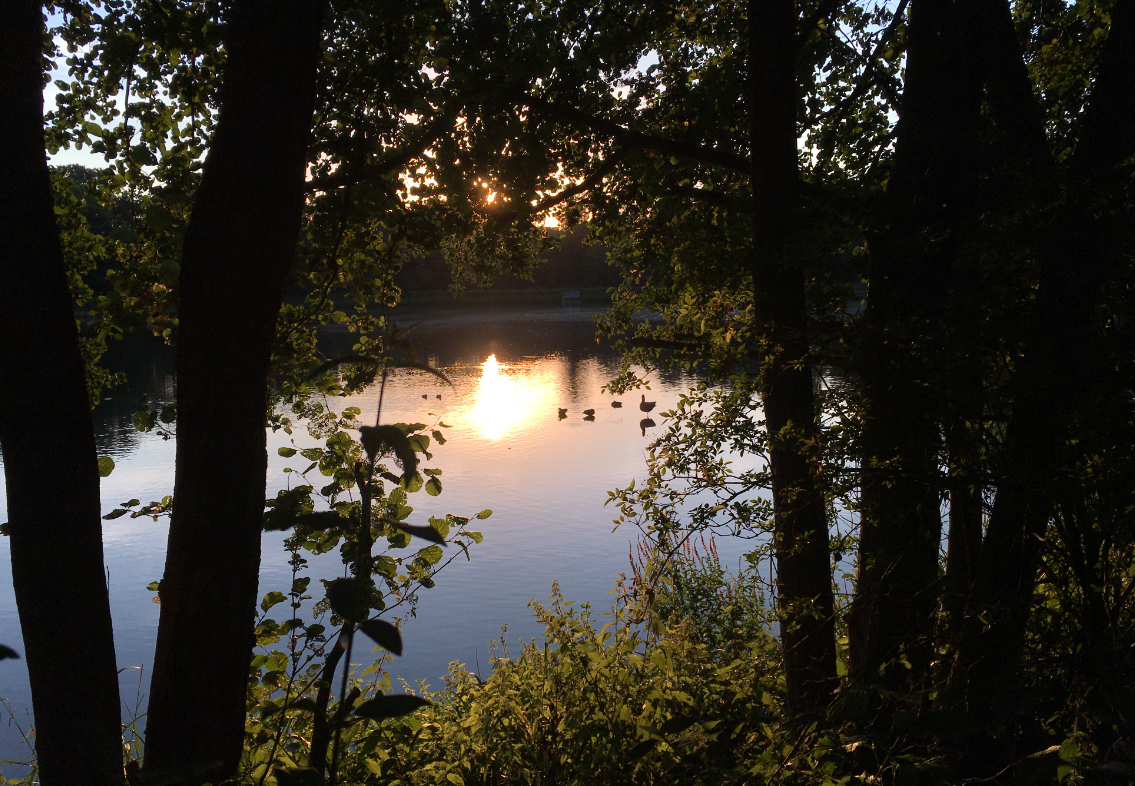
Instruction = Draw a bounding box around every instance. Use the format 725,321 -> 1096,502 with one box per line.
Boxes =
278,447 -> 297,457
274,767 -> 321,786
475,509 -> 493,520
374,555 -> 398,577
355,693 -> 430,722
0,645 -> 19,661
158,406 -> 176,424
294,511 -> 345,530
147,581 -> 161,592
359,425 -> 419,479
464,531 -> 483,544
103,509 -> 129,520
428,516 -> 450,539
358,618 -> 403,656
325,577 -> 367,623
431,429 -> 447,445
129,144 -> 157,167
628,739 -> 658,760
387,529 -> 412,549
97,456 -> 115,478
425,477 -> 442,496
261,591 -> 286,613
417,545 -> 443,565
660,715 -> 699,735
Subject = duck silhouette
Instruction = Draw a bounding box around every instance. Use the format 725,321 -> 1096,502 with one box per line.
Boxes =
582,409 -> 596,417
422,394 -> 428,399
639,417 -> 656,436
611,401 -> 623,408
639,394 -> 656,413
557,407 -> 568,419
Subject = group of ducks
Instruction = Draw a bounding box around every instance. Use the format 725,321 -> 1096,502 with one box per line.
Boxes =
558,394 -> 656,426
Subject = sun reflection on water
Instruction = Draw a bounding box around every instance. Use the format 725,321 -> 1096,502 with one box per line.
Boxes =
470,354 -> 554,440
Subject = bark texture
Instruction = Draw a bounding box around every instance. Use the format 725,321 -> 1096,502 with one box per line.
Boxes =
0,3 -> 123,784
749,0 -> 837,714
143,1 -> 323,781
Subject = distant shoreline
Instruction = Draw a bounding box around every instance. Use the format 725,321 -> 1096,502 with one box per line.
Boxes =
387,305 -> 609,327
392,286 -> 612,312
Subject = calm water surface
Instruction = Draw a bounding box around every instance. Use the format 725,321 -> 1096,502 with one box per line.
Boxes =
0,307 -> 758,769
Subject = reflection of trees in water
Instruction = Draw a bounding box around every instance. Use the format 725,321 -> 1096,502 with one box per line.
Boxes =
563,353 -> 583,403
92,333 -> 176,457
656,365 -> 688,388
318,316 -> 616,368
84,320 -> 690,460
318,316 -> 683,411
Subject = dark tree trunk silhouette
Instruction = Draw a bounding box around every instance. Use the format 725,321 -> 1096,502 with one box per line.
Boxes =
949,0 -> 1135,711
850,0 -> 988,688
0,3 -> 122,783
749,0 -> 838,714
939,0 -> 1050,642
143,1 -> 323,781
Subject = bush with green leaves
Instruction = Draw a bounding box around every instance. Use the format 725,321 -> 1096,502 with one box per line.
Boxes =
356,561 -> 787,786
626,534 -> 773,659
232,534 -> 908,786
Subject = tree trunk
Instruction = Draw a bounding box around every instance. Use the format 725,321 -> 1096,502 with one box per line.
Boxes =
849,0 -> 989,689
0,3 -> 123,784
748,0 -> 838,715
936,0 -> 1050,643
948,0 -> 1135,709
143,2 -> 323,782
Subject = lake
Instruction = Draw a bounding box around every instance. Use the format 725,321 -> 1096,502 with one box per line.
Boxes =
0,305 -> 759,771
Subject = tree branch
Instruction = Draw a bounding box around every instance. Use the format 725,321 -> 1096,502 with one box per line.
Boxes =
668,184 -> 752,213
813,0 -> 908,167
796,0 -> 848,50
535,148 -> 628,211
517,92 -> 752,174
513,92 -> 848,218
483,147 -> 630,222
306,107 -> 461,194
